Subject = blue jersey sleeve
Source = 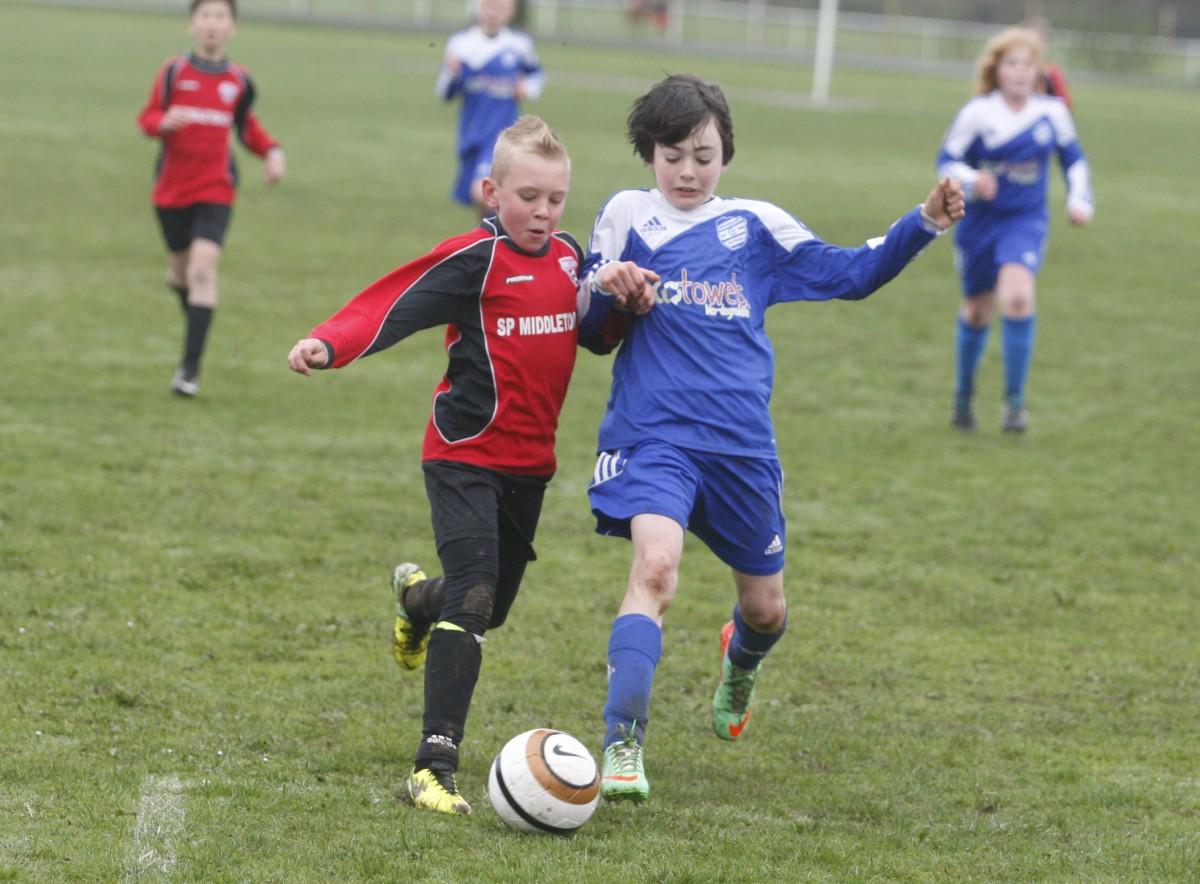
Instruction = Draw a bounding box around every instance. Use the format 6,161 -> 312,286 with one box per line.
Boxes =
769,207 -> 938,304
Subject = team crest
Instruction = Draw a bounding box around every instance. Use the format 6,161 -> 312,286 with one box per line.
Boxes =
716,215 -> 748,251
218,81 -> 240,105
558,256 -> 578,284
1033,120 -> 1053,145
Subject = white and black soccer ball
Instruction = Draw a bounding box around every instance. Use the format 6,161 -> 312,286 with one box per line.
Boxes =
488,729 -> 600,833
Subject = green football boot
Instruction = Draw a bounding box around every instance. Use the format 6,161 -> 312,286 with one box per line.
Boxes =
712,620 -> 762,741
600,724 -> 650,802
391,563 -> 431,670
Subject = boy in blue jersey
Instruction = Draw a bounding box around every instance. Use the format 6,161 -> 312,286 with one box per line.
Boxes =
578,74 -> 964,802
437,0 -> 544,215
938,26 -> 1093,432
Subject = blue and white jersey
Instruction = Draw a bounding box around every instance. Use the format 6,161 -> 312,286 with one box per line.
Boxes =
581,188 -> 941,457
436,26 -> 544,153
937,91 -> 1092,223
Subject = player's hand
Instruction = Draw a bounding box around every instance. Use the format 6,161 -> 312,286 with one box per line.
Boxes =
159,105 -> 191,133
264,148 -> 286,185
1067,204 -> 1093,226
288,338 -> 328,375
600,262 -> 660,314
922,177 -> 966,230
514,78 -> 529,102
973,170 -> 998,201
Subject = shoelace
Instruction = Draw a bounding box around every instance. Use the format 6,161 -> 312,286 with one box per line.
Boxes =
607,742 -> 642,774
725,667 -> 756,713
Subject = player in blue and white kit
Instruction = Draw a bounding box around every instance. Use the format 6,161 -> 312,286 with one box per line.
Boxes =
938,26 -> 1093,432
436,0 -> 544,215
576,74 -> 964,803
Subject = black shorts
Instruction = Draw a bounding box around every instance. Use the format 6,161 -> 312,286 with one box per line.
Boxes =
155,203 -> 232,253
423,460 -> 548,561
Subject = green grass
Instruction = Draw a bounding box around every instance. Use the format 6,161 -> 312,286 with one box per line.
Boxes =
2,3 -> 1199,881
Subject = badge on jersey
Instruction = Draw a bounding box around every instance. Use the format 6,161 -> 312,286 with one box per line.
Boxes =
218,81 -> 240,105
716,215 -> 749,251
558,256 -> 578,285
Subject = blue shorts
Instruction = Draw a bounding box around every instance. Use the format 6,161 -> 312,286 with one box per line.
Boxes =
452,142 -> 496,206
954,213 -> 1047,296
588,440 -> 786,576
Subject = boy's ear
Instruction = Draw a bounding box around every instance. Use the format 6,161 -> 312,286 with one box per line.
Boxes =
481,177 -> 501,209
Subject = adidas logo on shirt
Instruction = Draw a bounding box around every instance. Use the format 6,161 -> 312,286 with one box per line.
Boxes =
763,534 -> 783,555
639,215 -> 667,234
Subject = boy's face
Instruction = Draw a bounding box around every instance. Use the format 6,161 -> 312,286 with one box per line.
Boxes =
651,117 -> 725,212
997,45 -> 1038,101
483,153 -> 570,253
189,0 -> 236,58
478,0 -> 515,35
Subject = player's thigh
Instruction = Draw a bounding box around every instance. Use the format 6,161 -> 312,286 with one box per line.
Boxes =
950,235 -> 998,299
689,453 -> 786,577
155,206 -> 194,254
995,263 -> 1037,317
491,474 -> 551,629
423,460 -> 503,578
190,202 -> 232,249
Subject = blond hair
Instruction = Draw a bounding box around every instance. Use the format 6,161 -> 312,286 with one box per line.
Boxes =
490,116 -> 570,182
974,27 -> 1043,95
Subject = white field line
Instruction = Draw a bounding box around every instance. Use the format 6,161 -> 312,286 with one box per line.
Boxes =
125,774 -> 185,880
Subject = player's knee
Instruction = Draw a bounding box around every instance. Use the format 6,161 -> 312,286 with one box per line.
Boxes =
633,549 -> 678,604
743,596 -> 786,633
1003,290 -> 1035,317
960,300 -> 993,327
442,582 -> 496,636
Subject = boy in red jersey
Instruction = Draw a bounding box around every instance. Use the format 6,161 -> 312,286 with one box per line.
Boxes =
138,0 -> 285,397
287,116 -> 656,816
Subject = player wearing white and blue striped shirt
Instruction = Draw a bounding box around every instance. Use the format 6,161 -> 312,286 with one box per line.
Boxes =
937,26 -> 1093,432
436,0 -> 544,213
577,74 -> 964,803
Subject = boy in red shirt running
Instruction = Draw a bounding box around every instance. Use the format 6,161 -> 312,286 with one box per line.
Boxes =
287,116 -> 655,816
138,0 -> 285,397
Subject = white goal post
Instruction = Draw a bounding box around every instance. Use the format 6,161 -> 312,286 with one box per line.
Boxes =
811,0 -> 839,106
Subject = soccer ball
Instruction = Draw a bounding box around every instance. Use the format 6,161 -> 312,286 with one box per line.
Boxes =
487,729 -> 600,833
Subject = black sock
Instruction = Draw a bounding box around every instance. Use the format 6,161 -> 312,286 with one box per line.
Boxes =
182,305 -> 214,378
403,577 -> 444,625
414,627 -> 482,773
167,281 -> 188,312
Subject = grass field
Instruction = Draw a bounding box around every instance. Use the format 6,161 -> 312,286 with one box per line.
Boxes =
2,3 -> 1199,881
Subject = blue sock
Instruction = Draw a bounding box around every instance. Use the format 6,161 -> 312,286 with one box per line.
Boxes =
726,605 -> 786,670
955,316 -> 991,404
603,613 -> 661,748
1002,315 -> 1037,407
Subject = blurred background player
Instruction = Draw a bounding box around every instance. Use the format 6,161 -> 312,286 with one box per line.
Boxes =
937,26 -> 1093,433
287,117 -> 650,816
436,0 -> 544,216
1025,16 -> 1074,111
137,0 -> 285,397
580,74 -> 964,803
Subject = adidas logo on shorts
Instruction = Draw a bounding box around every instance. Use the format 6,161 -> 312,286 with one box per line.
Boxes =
763,534 -> 783,555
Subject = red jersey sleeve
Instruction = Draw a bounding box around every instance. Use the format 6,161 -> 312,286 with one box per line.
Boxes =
137,58 -> 177,138
232,73 -> 279,156
311,231 -> 490,367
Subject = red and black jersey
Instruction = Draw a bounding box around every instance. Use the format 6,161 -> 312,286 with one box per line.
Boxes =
137,53 -> 278,208
311,219 -> 588,476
